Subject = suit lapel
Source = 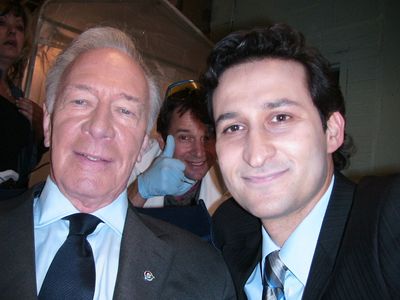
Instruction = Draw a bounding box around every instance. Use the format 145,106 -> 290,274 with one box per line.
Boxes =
220,203 -> 262,300
302,173 -> 355,300
225,233 -> 261,300
113,206 -> 175,299
0,185 -> 42,299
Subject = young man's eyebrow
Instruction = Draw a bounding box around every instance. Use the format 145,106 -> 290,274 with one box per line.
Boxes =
262,98 -> 300,109
215,112 -> 237,127
215,98 -> 299,126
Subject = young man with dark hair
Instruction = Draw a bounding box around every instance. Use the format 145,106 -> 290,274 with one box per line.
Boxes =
202,23 -> 400,299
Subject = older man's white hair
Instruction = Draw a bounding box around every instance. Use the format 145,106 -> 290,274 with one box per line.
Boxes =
45,26 -> 160,133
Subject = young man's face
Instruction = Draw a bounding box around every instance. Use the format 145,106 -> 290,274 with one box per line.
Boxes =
212,58 -> 344,230
168,110 -> 216,181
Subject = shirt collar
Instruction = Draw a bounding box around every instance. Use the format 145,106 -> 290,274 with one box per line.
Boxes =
261,175 -> 335,285
34,176 -> 128,236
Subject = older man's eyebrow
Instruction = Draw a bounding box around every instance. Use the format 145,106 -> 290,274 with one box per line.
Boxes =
117,92 -> 140,102
70,83 -> 96,94
69,84 -> 140,102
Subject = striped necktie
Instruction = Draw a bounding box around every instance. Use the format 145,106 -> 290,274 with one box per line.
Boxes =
262,250 -> 287,300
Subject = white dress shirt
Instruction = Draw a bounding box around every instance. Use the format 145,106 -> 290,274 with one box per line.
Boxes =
34,177 -> 128,299
245,176 -> 335,300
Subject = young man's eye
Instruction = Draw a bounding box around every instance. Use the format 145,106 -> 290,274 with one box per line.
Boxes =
222,124 -> 242,134
272,114 -> 291,122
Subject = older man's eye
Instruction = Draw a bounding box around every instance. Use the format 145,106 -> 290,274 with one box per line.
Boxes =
120,108 -> 131,115
118,107 -> 138,118
73,99 -> 86,105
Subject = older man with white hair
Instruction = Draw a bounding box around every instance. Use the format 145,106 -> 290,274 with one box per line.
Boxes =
0,26 -> 235,300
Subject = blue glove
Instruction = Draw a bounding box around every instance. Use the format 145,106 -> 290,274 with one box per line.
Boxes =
138,135 -> 196,199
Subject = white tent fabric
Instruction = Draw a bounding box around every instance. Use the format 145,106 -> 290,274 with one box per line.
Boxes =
25,0 -> 213,103
27,0 -> 213,186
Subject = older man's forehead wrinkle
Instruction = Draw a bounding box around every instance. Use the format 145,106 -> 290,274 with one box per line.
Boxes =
68,83 -> 96,94
63,84 -> 141,102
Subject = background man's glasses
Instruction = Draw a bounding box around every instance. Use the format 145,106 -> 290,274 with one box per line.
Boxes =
165,79 -> 201,98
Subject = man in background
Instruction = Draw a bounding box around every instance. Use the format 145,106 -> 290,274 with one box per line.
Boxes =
129,82 -> 229,215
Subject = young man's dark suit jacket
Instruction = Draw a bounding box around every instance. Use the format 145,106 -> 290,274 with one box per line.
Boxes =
0,184 -> 236,299
212,172 -> 400,300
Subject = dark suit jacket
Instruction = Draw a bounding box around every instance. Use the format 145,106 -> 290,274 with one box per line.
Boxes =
0,184 -> 236,299
212,173 -> 400,300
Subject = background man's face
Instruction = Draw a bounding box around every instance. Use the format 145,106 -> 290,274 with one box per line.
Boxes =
168,110 -> 216,181
43,48 -> 150,211
212,58 -> 342,228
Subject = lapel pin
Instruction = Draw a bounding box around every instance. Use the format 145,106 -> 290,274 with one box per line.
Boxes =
144,270 -> 155,282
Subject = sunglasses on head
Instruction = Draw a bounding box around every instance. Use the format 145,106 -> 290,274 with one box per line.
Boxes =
165,79 -> 201,99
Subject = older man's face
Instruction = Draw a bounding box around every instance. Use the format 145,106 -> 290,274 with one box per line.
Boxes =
43,48 -> 149,211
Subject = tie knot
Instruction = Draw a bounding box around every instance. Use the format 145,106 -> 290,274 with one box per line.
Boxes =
64,213 -> 102,237
264,250 -> 287,290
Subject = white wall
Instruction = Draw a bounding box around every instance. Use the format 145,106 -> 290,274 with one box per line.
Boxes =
210,0 -> 400,178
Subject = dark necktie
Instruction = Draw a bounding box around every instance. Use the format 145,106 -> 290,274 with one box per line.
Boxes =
38,213 -> 103,300
262,250 -> 287,300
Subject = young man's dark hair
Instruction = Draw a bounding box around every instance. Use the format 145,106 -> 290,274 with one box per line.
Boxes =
201,23 -> 353,170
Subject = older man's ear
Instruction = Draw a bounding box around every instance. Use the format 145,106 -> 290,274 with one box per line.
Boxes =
155,132 -> 165,151
136,134 -> 149,163
43,103 -> 51,148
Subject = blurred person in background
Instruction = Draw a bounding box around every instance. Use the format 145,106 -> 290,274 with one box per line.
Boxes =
0,1 -> 45,195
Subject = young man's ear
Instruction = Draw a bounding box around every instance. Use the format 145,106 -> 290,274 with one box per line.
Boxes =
43,103 -> 51,148
326,111 -> 345,154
